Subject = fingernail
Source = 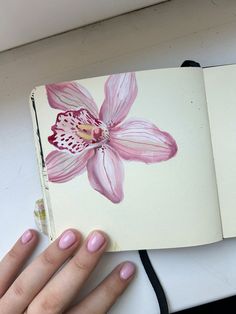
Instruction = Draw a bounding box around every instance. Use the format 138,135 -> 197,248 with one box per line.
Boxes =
87,231 -> 105,253
120,262 -> 135,280
21,230 -> 33,244
58,230 -> 76,250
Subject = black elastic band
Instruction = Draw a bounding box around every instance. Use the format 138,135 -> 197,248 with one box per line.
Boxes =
181,60 -> 201,67
138,60 -> 201,314
139,250 -> 169,314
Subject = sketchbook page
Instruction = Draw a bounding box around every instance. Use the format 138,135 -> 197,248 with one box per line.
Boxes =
204,64 -> 236,238
32,67 -> 222,251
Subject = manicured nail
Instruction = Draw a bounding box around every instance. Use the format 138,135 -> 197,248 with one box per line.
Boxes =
58,230 -> 76,250
120,262 -> 135,280
21,230 -> 33,244
87,231 -> 105,252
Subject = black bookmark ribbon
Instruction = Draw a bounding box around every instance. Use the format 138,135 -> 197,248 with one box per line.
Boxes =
138,250 -> 169,314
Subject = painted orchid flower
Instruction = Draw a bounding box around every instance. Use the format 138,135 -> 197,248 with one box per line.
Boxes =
45,73 -> 177,203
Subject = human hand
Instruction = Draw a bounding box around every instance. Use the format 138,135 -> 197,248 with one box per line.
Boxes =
0,229 -> 136,313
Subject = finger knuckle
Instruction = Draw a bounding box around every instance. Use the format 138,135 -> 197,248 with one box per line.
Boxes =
28,294 -> 61,314
7,247 -> 18,261
40,250 -> 57,267
73,257 -> 90,272
11,280 -> 25,298
103,277 -> 123,299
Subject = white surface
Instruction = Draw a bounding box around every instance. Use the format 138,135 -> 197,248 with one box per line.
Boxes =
0,0 -> 165,52
1,0 -> 236,312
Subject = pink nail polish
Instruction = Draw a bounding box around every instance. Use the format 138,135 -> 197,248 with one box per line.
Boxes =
87,231 -> 105,253
58,230 -> 76,250
21,230 -> 33,244
120,262 -> 135,280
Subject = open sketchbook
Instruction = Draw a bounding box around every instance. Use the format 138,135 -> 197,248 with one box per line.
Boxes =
30,64 -> 236,252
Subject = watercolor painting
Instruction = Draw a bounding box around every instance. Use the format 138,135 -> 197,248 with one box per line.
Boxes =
45,72 -> 177,203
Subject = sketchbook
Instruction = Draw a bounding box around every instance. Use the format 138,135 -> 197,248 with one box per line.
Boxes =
30,64 -> 236,251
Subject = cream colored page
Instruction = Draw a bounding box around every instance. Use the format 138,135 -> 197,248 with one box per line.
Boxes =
34,68 -> 222,251
204,65 -> 236,238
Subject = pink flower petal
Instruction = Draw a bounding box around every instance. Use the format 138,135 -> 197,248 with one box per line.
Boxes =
87,145 -> 124,203
45,149 -> 94,183
48,109 -> 108,154
109,119 -> 177,163
99,73 -> 138,127
46,82 -> 98,117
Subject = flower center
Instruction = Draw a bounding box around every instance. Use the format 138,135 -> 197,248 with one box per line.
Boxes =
76,124 -> 108,143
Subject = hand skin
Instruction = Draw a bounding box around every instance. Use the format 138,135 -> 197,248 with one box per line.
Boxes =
0,229 -> 136,314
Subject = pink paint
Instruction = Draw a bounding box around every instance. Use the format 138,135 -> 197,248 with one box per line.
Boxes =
58,230 -> 76,250
120,262 -> 136,280
87,231 -> 105,252
21,230 -> 33,244
45,72 -> 178,203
